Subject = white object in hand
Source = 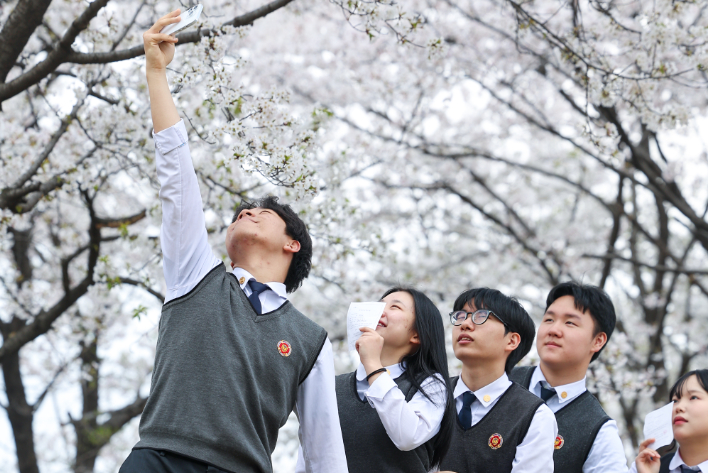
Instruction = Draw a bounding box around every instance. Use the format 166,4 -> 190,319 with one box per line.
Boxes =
160,4 -> 203,35
642,401 -> 674,451
347,302 -> 386,352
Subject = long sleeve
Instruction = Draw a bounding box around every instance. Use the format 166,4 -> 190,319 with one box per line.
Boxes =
294,339 -> 349,473
154,120 -> 221,302
583,419 -> 629,473
511,403 -> 558,473
364,373 -> 447,451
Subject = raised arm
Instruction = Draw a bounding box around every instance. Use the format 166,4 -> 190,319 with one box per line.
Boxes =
144,11 -> 181,132
144,13 -> 221,302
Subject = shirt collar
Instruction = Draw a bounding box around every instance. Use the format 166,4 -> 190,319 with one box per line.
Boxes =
356,362 -> 406,381
454,372 -> 511,408
530,364 -> 587,404
231,267 -> 287,299
670,450 -> 708,473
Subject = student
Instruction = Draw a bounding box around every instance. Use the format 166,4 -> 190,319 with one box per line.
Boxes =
296,287 -> 455,473
509,282 -> 627,473
439,288 -> 557,473
119,11 -> 348,473
632,369 -> 708,473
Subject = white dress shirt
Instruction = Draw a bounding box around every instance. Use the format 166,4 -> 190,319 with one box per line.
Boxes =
527,365 -> 628,473
295,362 -> 448,473
628,449 -> 708,473
452,373 -> 557,473
154,120 -> 348,473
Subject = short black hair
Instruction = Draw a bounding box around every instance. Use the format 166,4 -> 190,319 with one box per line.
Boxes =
232,196 -> 312,293
545,281 -> 616,362
669,369 -> 708,401
453,288 -> 536,374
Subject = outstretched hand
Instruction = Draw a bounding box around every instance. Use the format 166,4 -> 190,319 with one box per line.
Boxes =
634,439 -> 661,473
144,10 -> 181,73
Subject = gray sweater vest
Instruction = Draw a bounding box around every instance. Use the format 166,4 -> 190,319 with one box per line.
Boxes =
135,263 -> 327,473
439,378 -> 543,473
336,371 -> 436,473
658,452 -> 676,473
509,366 -> 611,473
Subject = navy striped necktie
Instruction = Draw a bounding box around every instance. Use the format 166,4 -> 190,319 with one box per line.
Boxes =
458,392 -> 476,430
247,279 -> 269,314
539,382 -> 557,402
680,466 -> 699,473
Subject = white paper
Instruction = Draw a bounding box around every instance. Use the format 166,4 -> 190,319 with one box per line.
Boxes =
643,401 -> 674,450
346,302 -> 386,352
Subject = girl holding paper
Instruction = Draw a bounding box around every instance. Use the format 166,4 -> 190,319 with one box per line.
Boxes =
296,287 -> 455,473
632,369 -> 708,473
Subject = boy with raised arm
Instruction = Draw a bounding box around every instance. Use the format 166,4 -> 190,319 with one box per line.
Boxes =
439,288 -> 557,473
509,282 -> 627,473
119,11 -> 348,473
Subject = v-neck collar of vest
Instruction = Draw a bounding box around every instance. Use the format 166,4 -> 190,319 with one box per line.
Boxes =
552,390 -> 592,416
456,383 -> 517,433
230,272 -> 293,322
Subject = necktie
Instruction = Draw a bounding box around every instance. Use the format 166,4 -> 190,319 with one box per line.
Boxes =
680,466 -> 699,473
247,279 -> 269,314
457,392 -> 476,430
540,383 -> 557,402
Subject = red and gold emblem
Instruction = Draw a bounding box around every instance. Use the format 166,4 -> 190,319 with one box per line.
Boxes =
488,433 -> 503,450
278,340 -> 292,357
554,435 -> 564,449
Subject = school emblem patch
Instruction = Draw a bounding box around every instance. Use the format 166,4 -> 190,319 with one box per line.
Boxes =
554,435 -> 564,449
488,433 -> 503,450
278,340 -> 291,357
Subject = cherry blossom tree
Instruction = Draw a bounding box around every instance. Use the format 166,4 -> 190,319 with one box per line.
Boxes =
0,0 -> 706,471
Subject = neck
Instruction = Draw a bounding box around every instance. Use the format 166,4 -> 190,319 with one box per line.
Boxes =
461,357 -> 506,392
380,345 -> 411,368
679,440 -> 709,467
232,246 -> 290,285
539,360 -> 588,387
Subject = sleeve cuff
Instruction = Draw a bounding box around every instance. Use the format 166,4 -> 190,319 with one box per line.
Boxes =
153,119 -> 188,154
365,373 -> 397,404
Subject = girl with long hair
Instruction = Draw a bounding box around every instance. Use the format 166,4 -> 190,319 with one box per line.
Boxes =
632,369 -> 708,473
296,286 -> 455,472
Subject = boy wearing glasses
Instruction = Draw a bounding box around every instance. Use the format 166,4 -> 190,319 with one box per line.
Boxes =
439,288 -> 557,473
509,282 -> 627,473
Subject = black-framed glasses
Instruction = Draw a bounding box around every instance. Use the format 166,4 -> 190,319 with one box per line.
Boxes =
449,309 -> 508,327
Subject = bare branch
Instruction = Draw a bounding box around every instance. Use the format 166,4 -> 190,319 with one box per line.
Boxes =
0,0 -> 111,105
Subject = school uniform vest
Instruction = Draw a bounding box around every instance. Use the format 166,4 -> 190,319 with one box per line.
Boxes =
439,377 -> 543,473
509,366 -> 611,473
135,263 -> 328,473
659,452 -> 675,473
336,371 -> 437,473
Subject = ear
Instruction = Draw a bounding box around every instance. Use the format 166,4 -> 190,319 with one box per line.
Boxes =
590,331 -> 607,354
504,332 -> 521,354
409,331 -> 421,347
283,239 -> 301,254
230,261 -> 235,269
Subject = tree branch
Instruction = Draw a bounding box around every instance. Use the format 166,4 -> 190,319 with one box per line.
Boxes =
0,0 -> 54,83
0,0 -> 110,105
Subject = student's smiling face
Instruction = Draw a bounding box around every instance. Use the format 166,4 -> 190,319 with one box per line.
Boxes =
376,291 -> 419,353
226,207 -> 297,262
537,295 -> 606,368
672,375 -> 708,444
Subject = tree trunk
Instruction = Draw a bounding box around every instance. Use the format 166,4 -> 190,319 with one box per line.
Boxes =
0,318 -> 39,473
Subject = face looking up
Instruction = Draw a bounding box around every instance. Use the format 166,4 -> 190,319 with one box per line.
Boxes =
226,207 -> 299,262
452,301 -> 518,364
672,374 -> 708,445
537,295 -> 606,369
376,291 -> 419,353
